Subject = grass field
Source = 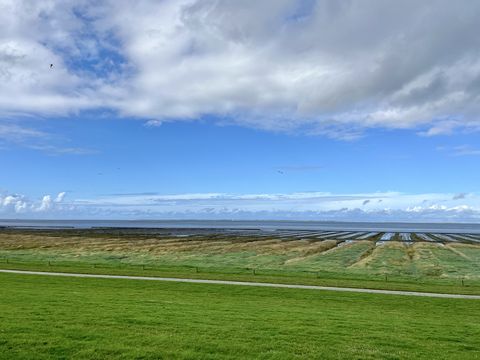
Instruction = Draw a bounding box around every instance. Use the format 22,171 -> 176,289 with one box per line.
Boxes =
1,229 -> 480,359
1,272 -> 480,359
1,229 -> 480,295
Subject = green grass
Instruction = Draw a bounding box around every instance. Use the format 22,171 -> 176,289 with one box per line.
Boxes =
1,272 -> 479,359
3,232 -> 479,281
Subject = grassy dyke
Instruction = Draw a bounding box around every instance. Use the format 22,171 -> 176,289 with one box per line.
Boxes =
1,272 -> 480,359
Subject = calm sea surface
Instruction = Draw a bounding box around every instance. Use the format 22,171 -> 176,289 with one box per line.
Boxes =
1,219 -> 480,234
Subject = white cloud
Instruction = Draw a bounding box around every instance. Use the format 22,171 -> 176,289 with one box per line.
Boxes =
37,195 -> 52,212
0,122 -> 97,155
2,195 -> 19,207
2,1 -> 480,137
144,119 -> 163,127
1,194 -> 28,214
0,0 -> 123,118
437,144 -> 480,157
453,145 -> 480,156
14,200 -> 27,213
0,123 -> 47,142
55,192 -> 66,203
0,191 -> 67,214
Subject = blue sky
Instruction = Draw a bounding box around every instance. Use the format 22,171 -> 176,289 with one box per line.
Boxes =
1,1 -> 480,221
3,116 -> 480,196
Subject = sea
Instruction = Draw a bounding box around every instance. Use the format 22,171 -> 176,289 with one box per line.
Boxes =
1,219 -> 480,234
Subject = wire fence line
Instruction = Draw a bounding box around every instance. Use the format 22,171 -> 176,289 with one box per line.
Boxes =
0,257 -> 475,287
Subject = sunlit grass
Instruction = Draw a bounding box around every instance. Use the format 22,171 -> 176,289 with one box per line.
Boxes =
1,272 -> 479,359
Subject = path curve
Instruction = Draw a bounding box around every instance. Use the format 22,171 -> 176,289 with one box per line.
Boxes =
1,269 -> 479,299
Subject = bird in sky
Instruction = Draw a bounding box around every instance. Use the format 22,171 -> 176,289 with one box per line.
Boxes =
50,64 -> 53,69
277,170 -> 284,174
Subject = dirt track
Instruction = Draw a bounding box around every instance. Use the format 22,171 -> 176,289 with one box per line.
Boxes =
1,269 -> 479,299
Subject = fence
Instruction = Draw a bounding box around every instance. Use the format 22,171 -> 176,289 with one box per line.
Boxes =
0,256 -> 474,287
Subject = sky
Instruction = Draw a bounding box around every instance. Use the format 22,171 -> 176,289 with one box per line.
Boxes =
1,0 -> 480,221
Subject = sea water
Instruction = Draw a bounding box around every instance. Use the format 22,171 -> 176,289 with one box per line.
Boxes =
1,219 -> 480,234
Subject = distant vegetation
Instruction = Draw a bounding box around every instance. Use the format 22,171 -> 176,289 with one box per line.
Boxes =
1,228 -> 480,294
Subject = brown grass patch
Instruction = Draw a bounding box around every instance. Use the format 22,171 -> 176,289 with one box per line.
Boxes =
347,241 -> 376,268
283,240 -> 338,265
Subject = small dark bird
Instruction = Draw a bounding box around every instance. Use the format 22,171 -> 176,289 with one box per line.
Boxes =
50,64 -> 54,69
277,170 -> 284,174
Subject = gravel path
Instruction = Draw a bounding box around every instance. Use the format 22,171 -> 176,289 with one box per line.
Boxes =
1,269 -> 479,299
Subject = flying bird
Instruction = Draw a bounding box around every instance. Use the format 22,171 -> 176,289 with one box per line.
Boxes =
277,170 -> 284,174
50,64 -> 54,69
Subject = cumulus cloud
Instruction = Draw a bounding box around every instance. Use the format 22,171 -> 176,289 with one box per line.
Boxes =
0,191 -> 67,215
2,1 -> 480,138
37,195 -> 52,212
0,1 -> 105,116
1,194 -> 28,213
55,192 -> 67,203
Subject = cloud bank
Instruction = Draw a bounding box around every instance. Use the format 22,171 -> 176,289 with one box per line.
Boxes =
1,190 -> 479,222
2,1 -> 480,138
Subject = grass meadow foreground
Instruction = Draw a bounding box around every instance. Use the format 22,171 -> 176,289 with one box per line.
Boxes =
1,272 -> 480,359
